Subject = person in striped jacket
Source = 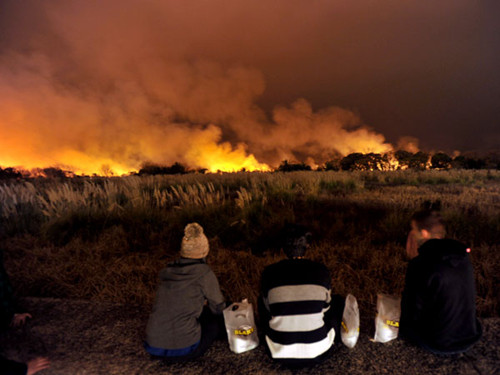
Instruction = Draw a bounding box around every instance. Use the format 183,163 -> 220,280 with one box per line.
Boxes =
259,226 -> 344,367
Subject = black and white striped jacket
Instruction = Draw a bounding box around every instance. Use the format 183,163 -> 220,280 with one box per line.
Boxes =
261,258 -> 334,359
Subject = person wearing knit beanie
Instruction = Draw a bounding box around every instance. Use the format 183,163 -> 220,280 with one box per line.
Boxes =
145,222 -> 226,362
180,223 -> 209,259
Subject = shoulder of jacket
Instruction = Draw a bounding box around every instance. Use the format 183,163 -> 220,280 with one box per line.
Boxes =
198,264 -> 217,278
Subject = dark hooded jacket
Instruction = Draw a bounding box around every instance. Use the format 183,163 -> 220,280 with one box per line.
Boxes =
0,356 -> 27,375
400,239 -> 482,353
1,252 -> 17,332
146,258 -> 225,350
1,253 -> 27,374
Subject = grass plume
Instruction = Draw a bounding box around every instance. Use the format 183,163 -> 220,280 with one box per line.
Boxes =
1,170 -> 498,317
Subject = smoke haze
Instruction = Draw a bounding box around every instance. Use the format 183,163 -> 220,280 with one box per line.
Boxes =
0,1 -> 497,173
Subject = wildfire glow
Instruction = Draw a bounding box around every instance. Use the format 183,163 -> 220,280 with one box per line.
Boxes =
0,92 -> 396,175
188,142 -> 270,173
185,125 -> 270,172
0,132 -> 270,176
0,1 -> 492,176
0,17 -> 398,176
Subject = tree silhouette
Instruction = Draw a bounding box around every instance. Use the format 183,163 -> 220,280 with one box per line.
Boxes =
42,167 -> 69,178
452,155 -> 486,169
340,153 -> 388,171
409,152 -> 429,170
394,150 -> 413,169
277,160 -> 312,172
0,167 -> 22,180
138,162 -> 187,175
323,158 -> 341,171
340,153 -> 364,170
431,152 -> 452,169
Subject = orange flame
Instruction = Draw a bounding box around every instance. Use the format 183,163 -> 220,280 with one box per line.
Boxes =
0,62 -> 393,175
0,119 -> 269,175
185,125 -> 270,172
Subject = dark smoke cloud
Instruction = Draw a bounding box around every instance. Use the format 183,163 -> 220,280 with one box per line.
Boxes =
0,0 -> 497,173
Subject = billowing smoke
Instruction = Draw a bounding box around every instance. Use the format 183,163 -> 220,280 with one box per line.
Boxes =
396,137 -> 420,154
0,0 -> 402,174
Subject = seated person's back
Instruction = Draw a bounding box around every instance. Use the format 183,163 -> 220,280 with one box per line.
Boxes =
261,258 -> 334,359
145,223 -> 225,359
400,210 -> 482,354
260,227 -> 339,365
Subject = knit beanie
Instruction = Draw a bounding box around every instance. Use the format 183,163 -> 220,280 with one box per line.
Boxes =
180,223 -> 209,259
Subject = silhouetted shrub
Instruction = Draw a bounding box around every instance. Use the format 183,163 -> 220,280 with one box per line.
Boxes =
341,153 -> 387,171
452,156 -> 486,170
431,152 -> 452,169
409,152 -> 429,170
394,150 -> 413,169
277,160 -> 312,172
138,162 -> 187,175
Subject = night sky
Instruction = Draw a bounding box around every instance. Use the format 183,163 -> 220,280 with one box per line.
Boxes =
0,1 -> 498,173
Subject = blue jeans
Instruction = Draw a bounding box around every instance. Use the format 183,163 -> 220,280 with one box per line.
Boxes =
144,341 -> 200,357
145,307 -> 225,362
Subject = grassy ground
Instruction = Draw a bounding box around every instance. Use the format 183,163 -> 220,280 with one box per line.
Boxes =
1,170 -> 499,317
3,297 -> 498,375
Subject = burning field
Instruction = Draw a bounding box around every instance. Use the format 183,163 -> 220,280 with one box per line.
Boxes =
0,54 -> 399,175
0,3 -> 398,176
3,1 -> 495,176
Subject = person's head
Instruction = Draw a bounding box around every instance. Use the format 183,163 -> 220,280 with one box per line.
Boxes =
411,209 -> 446,241
180,222 -> 209,259
283,224 -> 312,259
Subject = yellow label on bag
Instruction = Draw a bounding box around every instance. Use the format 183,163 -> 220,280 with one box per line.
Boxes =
341,321 -> 348,332
234,327 -> 254,336
385,319 -> 399,328
342,321 -> 360,333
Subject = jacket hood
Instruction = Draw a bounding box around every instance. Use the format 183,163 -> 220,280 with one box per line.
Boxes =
159,258 -> 209,288
418,239 -> 469,266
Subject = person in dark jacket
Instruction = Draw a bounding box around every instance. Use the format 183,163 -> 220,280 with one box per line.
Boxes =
400,210 -> 482,354
145,223 -> 226,361
1,252 -> 50,375
259,226 -> 344,367
0,253 -> 32,333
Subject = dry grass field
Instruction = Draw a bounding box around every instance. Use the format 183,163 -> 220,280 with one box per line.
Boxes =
1,170 -> 499,317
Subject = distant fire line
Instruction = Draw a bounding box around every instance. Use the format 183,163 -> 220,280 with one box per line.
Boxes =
0,151 -> 495,178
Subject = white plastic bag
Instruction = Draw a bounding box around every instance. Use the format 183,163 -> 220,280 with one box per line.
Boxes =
373,293 -> 401,343
223,298 -> 259,353
341,294 -> 360,348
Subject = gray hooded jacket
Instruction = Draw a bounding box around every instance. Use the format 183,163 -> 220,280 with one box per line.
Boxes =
146,258 -> 225,349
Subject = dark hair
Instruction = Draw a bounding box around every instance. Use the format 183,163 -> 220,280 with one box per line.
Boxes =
411,209 -> 446,238
420,200 -> 441,212
283,224 -> 312,259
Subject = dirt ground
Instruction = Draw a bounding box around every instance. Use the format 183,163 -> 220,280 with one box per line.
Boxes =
1,297 -> 498,375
